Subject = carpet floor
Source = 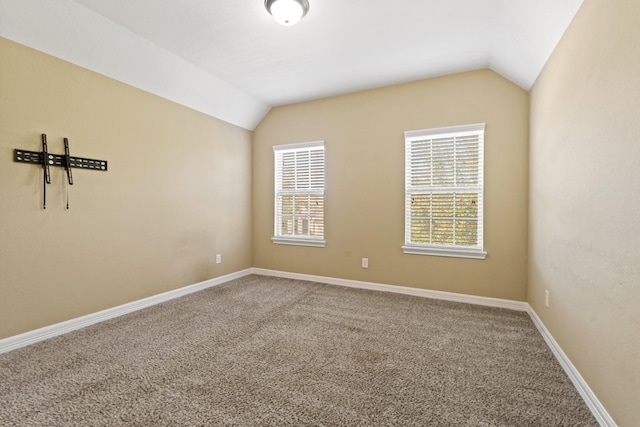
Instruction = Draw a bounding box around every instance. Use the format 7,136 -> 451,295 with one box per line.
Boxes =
0,275 -> 597,426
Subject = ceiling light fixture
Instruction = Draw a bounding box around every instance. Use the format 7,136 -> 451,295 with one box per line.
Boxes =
264,0 -> 309,26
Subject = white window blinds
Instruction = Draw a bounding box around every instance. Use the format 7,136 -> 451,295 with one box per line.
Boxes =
273,141 -> 325,247
403,124 -> 486,259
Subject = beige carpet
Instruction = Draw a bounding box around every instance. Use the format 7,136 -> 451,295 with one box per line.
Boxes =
0,275 -> 597,426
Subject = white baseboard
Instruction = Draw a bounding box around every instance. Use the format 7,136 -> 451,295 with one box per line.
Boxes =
253,268 -> 614,426
251,268 -> 528,311
0,269 -> 252,355
0,267 -> 614,426
527,306 -> 616,427
0,268 -> 525,355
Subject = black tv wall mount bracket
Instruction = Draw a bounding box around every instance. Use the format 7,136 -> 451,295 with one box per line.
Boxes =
14,134 -> 108,209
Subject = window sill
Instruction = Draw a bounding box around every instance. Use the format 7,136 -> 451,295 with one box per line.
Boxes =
402,245 -> 487,260
272,237 -> 326,248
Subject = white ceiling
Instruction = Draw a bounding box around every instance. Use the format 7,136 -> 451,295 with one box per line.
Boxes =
0,0 -> 583,130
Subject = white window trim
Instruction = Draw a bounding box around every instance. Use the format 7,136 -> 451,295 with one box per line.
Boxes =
404,123 -> 485,141
403,123 -> 486,260
273,141 -> 326,248
402,245 -> 487,259
273,140 -> 324,152
272,237 -> 326,247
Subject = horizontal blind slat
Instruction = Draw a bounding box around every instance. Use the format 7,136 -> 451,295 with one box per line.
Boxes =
405,125 -> 484,250
275,143 -> 325,239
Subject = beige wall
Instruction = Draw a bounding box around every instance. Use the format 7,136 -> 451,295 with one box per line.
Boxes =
3,3 -> 636,421
0,38 -> 253,339
529,1 -> 640,425
253,70 -> 529,301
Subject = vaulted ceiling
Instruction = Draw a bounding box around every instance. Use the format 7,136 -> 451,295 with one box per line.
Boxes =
0,0 -> 583,129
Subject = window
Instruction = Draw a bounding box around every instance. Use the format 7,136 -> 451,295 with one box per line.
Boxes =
272,141 -> 325,247
402,123 -> 486,259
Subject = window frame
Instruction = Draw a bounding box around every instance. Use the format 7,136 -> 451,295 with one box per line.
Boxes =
272,140 -> 326,248
402,123 -> 487,260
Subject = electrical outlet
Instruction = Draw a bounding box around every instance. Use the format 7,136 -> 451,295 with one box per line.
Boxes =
545,290 -> 550,308
216,254 -> 222,264
362,258 -> 368,268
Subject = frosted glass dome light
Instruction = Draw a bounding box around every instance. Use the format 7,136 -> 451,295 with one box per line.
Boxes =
265,0 -> 309,26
